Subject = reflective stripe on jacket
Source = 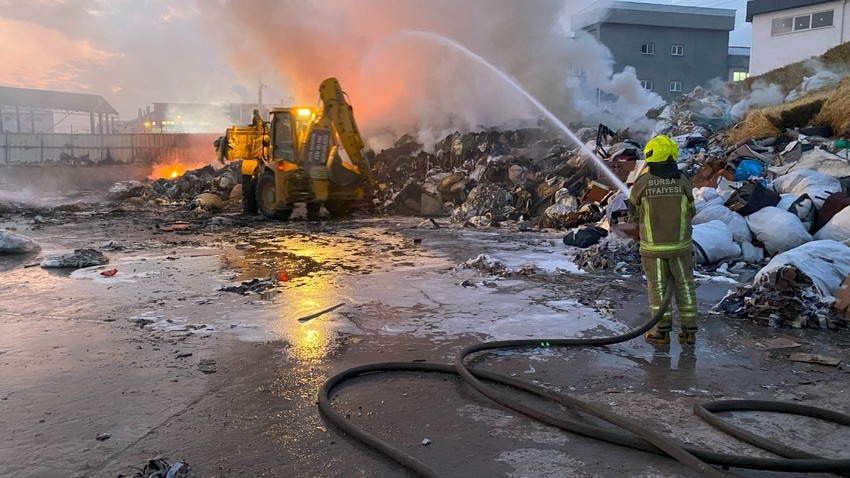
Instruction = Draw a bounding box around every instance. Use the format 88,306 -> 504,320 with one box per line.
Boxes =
628,170 -> 695,258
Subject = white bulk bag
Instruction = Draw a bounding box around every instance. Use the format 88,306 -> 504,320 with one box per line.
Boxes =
814,207 -> 850,246
693,203 -> 752,243
771,169 -> 842,210
692,220 -> 742,265
746,207 -> 812,255
755,240 -> 850,296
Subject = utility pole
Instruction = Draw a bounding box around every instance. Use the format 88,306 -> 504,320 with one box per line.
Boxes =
258,74 -> 267,111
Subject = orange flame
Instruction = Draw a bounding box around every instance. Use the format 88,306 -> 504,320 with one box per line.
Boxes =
149,163 -> 190,180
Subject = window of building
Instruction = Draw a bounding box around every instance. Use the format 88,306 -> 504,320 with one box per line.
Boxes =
669,81 -> 683,93
671,45 -> 684,56
773,10 -> 834,35
812,10 -> 835,28
640,80 -> 653,91
641,43 -> 655,55
733,71 -> 750,82
570,65 -> 586,77
794,15 -> 811,31
771,17 -> 793,35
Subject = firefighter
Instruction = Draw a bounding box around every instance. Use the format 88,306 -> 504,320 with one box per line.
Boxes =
628,135 -> 697,346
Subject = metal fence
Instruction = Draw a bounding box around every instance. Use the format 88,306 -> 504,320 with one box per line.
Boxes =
0,133 -> 220,166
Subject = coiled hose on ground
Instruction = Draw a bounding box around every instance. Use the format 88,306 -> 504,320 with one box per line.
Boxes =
318,279 -> 850,477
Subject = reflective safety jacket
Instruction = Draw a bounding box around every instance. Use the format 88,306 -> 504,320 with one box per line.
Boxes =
628,171 -> 695,258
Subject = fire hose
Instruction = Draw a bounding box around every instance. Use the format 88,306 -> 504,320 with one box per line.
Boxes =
318,279 -> 850,477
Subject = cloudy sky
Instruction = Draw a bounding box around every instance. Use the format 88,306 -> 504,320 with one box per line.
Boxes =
0,0 -> 750,128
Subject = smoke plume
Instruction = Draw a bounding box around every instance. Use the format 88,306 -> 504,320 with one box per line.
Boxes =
197,0 -> 662,149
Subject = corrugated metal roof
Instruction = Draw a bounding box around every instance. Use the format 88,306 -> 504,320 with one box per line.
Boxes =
746,0 -> 835,22
0,86 -> 118,115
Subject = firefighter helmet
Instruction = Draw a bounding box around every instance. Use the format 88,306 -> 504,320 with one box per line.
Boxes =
644,135 -> 679,163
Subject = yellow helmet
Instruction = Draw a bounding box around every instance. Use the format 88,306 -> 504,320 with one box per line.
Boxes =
644,135 -> 679,163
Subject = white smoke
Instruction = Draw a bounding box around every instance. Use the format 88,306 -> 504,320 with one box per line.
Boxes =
196,0 -> 662,149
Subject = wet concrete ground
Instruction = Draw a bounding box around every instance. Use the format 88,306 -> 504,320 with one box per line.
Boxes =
1,205 -> 849,478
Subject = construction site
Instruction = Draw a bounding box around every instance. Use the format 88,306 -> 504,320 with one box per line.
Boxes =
1,1 -> 850,477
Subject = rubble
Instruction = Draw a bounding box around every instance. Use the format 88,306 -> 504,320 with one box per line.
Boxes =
219,278 -> 275,296
716,241 -> 850,329
104,162 -> 240,212
190,193 -> 224,212
41,249 -> 108,269
575,235 -> 641,273
0,231 -> 40,254
106,180 -> 151,202
118,458 -> 191,478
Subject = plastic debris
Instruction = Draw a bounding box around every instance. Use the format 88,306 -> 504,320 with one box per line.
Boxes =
41,249 -> 108,269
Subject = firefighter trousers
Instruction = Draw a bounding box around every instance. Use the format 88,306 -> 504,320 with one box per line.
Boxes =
641,253 -> 698,333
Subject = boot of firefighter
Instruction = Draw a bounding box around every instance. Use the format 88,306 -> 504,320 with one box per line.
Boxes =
678,327 -> 697,346
644,326 -> 671,345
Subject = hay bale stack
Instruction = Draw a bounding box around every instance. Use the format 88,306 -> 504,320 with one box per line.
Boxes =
728,110 -> 781,143
728,90 -> 832,143
813,76 -> 850,134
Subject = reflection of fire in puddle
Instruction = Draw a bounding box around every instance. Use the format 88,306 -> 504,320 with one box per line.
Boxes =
224,237 -> 370,283
226,249 -> 325,283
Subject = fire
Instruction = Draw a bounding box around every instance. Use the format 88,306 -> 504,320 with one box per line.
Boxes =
148,162 -> 188,180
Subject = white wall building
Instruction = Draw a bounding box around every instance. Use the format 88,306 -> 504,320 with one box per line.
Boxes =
747,0 -> 850,75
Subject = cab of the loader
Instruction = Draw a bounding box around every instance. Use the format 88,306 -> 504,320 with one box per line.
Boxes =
251,107 -> 321,220
269,107 -> 314,167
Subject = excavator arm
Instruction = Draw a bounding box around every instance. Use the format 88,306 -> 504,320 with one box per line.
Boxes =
314,78 -> 374,189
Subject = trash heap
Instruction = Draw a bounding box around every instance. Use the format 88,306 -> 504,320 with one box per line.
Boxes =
105,162 -> 241,212
370,43 -> 850,328
371,125 -> 637,230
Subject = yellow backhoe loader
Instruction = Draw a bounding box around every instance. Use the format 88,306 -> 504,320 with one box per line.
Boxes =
215,78 -> 374,220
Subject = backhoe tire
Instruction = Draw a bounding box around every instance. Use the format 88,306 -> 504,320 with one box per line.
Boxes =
255,170 -> 292,221
242,174 -> 258,215
324,200 -> 352,218
306,202 -> 322,222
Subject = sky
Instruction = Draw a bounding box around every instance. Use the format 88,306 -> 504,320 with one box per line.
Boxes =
0,0 -> 751,136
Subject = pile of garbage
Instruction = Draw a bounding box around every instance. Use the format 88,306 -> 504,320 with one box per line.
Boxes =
371,125 -> 636,229
105,162 -> 241,212
368,51 -> 850,328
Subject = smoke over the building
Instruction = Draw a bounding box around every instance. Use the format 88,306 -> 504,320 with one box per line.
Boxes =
197,0 -> 663,148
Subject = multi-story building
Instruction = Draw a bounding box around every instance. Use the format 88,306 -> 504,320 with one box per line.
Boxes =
572,1 -> 737,100
747,0 -> 850,75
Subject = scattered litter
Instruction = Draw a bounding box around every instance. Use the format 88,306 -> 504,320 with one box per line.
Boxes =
789,353 -> 842,366
100,269 -> 119,277
219,278 -> 275,296
190,192 -> 224,212
118,458 -> 191,478
96,432 -> 111,441
421,438 -> 432,446
741,337 -> 802,350
198,359 -> 218,374
157,221 -> 192,232
296,303 -> 346,323
41,249 -> 108,269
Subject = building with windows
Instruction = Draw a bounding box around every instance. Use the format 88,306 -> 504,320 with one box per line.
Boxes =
728,46 -> 752,82
747,0 -> 850,75
124,102 -> 273,134
572,1 -> 737,100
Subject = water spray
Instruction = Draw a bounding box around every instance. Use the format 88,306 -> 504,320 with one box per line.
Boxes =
398,30 -> 631,196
